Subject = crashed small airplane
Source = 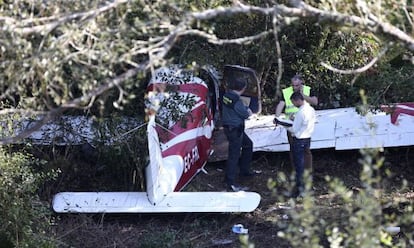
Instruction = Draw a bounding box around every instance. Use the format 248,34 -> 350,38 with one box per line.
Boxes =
6,64 -> 414,213
52,65 -> 262,213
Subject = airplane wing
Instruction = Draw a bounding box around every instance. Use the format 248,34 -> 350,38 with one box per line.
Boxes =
52,191 -> 261,213
244,107 -> 414,152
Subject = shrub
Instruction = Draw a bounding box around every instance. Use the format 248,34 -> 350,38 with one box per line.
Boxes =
0,147 -> 57,247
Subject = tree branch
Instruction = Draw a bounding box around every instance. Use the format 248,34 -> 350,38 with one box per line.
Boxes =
2,0 -> 129,35
272,10 -> 283,101
191,3 -> 414,51
320,45 -> 390,74
179,29 -> 272,44
0,62 -> 149,145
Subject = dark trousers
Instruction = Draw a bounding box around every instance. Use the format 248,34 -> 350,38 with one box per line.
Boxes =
292,137 -> 311,189
288,132 -> 312,172
224,126 -> 253,185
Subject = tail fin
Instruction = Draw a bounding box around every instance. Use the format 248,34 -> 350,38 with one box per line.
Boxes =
146,115 -> 182,205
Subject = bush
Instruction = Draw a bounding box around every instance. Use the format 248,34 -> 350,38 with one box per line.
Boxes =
0,147 -> 57,247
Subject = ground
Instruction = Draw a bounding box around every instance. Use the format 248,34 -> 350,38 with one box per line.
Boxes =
50,148 -> 414,247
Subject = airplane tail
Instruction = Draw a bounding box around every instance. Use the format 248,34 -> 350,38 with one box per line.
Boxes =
146,115 -> 182,205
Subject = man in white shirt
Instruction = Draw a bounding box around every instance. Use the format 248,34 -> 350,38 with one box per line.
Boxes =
275,75 -> 318,173
287,91 -> 316,197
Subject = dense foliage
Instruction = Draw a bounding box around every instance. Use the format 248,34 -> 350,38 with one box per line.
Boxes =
0,0 -> 414,246
0,147 -> 56,247
0,0 -> 413,119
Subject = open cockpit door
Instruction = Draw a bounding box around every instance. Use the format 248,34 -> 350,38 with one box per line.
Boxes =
195,66 -> 221,126
223,65 -> 262,114
209,65 -> 261,162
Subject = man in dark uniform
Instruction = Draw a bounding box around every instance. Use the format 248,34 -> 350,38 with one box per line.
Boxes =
222,79 -> 255,192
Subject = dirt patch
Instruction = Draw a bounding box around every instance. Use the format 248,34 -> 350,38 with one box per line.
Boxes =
50,148 -> 414,247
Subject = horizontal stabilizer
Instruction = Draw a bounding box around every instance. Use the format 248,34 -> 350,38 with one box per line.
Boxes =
52,191 -> 260,213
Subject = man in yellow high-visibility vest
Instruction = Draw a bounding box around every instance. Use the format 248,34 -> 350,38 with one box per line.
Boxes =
275,75 -> 318,173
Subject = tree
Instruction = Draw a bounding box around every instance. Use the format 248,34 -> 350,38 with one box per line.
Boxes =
0,0 -> 413,143
1,1 -> 414,246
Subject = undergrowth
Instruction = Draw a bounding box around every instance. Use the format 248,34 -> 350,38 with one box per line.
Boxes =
0,146 -> 58,247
